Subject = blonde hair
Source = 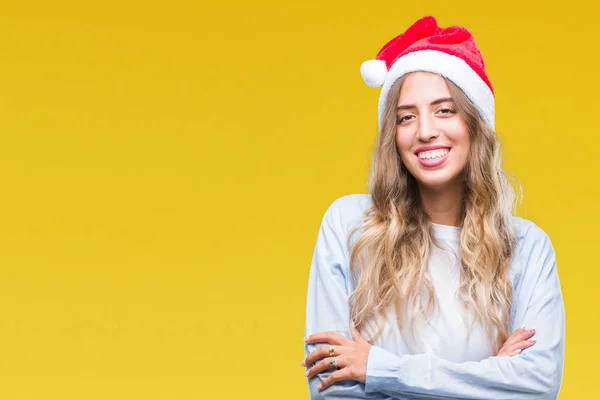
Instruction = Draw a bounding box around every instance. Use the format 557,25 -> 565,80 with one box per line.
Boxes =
348,73 -> 519,353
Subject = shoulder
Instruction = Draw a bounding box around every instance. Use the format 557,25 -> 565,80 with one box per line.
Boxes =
510,216 -> 557,281
311,194 -> 372,264
318,194 -> 373,249
511,216 -> 554,251
322,193 -> 373,229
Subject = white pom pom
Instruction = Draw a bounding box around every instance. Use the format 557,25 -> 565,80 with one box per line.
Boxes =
360,59 -> 387,88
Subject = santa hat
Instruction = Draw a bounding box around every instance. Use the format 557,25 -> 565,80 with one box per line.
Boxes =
360,16 -> 495,131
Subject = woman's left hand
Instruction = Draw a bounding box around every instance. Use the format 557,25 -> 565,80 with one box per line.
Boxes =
301,323 -> 372,391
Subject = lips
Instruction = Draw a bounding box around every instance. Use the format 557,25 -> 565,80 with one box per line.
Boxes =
416,148 -> 450,168
414,145 -> 451,155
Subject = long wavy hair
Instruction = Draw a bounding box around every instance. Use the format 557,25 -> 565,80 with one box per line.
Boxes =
349,73 -> 520,353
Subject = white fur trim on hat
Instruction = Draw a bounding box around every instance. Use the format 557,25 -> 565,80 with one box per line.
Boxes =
377,49 -> 495,131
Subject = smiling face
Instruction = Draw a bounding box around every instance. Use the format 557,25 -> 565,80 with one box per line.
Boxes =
395,72 -> 471,193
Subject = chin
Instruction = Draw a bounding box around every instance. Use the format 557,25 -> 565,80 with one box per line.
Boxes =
412,170 -> 463,191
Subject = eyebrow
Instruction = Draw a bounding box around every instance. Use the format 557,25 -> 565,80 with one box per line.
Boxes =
396,97 -> 454,111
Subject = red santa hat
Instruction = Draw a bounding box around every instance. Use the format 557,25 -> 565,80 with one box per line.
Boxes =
360,16 -> 495,131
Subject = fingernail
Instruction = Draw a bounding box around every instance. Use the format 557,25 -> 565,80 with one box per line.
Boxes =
303,336 -> 309,342
514,349 -> 521,353
304,371 -> 309,377
300,360 -> 306,367
317,384 -> 323,390
529,339 -> 536,344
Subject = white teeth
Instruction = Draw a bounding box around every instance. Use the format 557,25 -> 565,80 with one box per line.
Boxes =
417,149 -> 449,159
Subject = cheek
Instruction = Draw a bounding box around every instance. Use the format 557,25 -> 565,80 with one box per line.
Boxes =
395,129 -> 413,156
445,120 -> 470,149
450,125 -> 471,167
449,118 -> 470,144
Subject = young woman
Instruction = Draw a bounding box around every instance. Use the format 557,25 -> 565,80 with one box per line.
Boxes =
301,16 -> 565,399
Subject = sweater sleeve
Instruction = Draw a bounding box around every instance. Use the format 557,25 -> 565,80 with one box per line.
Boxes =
364,227 -> 566,400
304,199 -> 398,400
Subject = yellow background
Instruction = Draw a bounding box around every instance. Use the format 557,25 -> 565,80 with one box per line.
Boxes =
0,0 -> 596,398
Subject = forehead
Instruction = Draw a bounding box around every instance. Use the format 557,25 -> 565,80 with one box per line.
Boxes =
397,72 -> 451,104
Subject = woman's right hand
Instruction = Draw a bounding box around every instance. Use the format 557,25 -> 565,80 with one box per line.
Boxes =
497,327 -> 536,357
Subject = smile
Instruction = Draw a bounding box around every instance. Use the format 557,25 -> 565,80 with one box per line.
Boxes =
416,148 -> 450,168
417,148 -> 450,159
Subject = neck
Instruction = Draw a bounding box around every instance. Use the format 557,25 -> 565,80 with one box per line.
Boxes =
418,183 -> 463,227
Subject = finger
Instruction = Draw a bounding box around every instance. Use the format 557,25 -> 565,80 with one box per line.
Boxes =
501,329 -> 522,348
305,331 -> 349,346
302,344 -> 328,368
350,323 -> 367,343
497,349 -> 511,357
504,328 -> 535,347
499,338 -> 537,356
507,339 -> 536,353
303,344 -> 344,368
318,369 -> 351,391
498,347 -> 522,357
305,356 -> 344,379
512,327 -> 535,339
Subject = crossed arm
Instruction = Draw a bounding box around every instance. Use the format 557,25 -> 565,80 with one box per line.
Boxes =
303,203 -> 565,400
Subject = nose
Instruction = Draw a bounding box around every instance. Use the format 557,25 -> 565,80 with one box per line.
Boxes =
416,114 -> 439,141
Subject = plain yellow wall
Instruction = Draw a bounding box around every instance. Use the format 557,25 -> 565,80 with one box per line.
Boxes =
0,0 -> 596,398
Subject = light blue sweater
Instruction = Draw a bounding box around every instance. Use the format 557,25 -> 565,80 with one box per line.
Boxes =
304,194 -> 565,399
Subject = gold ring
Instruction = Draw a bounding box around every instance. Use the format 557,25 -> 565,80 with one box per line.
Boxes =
329,344 -> 335,357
